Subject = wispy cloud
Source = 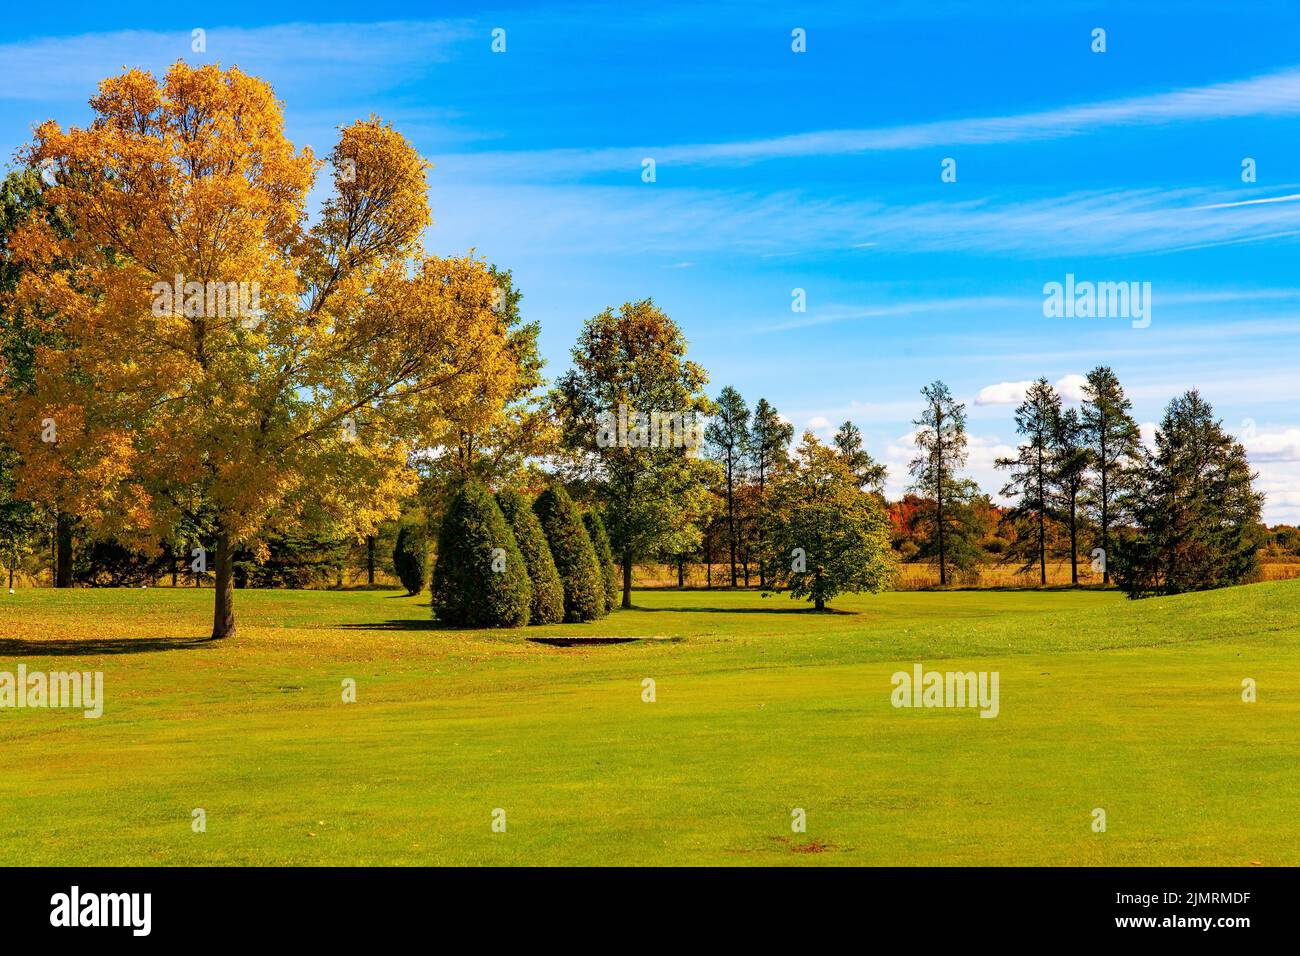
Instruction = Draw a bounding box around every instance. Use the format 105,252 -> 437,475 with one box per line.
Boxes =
0,21 -> 470,102
444,65 -> 1300,179
427,182 -> 1300,261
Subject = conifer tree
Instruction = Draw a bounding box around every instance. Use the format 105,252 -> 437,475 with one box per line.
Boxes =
432,483 -> 531,627
498,488 -> 565,625
996,379 -> 1061,586
1080,366 -> 1143,584
1115,390 -> 1262,597
908,381 -> 980,584
533,484 -> 604,622
582,509 -> 619,614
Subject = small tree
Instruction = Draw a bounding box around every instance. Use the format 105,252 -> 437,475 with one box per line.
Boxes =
431,483 -> 531,627
533,484 -> 604,622
768,433 -> 894,611
498,488 -> 565,625
392,523 -> 428,596
582,510 -> 620,614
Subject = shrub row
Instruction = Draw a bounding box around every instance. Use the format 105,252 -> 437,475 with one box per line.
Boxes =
430,481 -> 617,628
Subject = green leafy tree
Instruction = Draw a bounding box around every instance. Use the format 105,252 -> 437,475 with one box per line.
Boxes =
1115,390 -> 1263,598
995,379 -> 1061,586
833,421 -> 887,496
1080,366 -> 1142,584
749,398 -> 794,587
532,484 -> 604,622
704,386 -> 750,586
391,522 -> 429,596
498,488 -> 565,625
908,381 -> 980,584
552,299 -> 715,608
767,433 -> 894,610
582,509 -> 620,613
432,483 -> 531,627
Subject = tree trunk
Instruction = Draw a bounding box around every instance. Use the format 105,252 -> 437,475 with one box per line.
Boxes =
211,527 -> 236,639
706,555 -> 712,589
621,549 -> 633,609
1039,508 -> 1046,586
677,556 -> 685,589
171,545 -> 178,588
1069,497 -> 1079,585
936,487 -> 946,586
1100,425 -> 1111,584
366,535 -> 376,585
815,596 -> 825,612
55,512 -> 73,588
727,465 -> 737,588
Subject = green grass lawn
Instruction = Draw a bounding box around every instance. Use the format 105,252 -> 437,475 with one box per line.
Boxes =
1,581 -> 1297,866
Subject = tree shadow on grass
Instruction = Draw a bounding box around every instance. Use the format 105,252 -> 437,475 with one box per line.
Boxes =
630,605 -> 858,615
337,619 -> 449,631
528,637 -> 645,647
0,635 -> 220,657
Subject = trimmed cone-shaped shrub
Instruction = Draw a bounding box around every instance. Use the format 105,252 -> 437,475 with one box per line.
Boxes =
391,523 -> 428,596
497,488 -> 565,626
533,484 -> 604,622
432,482 -> 531,628
583,510 -> 619,614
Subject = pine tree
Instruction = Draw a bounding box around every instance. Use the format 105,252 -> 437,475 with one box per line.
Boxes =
582,510 -> 620,614
1115,390 -> 1263,597
833,421 -> 887,496
431,483 -> 531,628
1080,366 -> 1142,584
533,484 -> 604,622
704,386 -> 750,587
908,381 -> 980,585
497,488 -> 565,625
995,379 -> 1061,586
749,398 -> 794,588
1052,407 -> 1090,585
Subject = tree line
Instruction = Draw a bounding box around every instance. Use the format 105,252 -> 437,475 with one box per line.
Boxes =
0,63 -> 1269,636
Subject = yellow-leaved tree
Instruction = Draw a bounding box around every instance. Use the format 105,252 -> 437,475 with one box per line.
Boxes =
5,62 -> 521,637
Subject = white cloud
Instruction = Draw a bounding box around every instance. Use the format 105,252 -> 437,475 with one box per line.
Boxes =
1244,427 -> 1300,462
0,21 -> 469,102
975,381 -> 1034,406
450,65 -> 1300,178
423,181 -> 1300,263
1054,374 -> 1089,403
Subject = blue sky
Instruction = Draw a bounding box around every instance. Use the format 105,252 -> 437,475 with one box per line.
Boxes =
6,0 -> 1300,520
